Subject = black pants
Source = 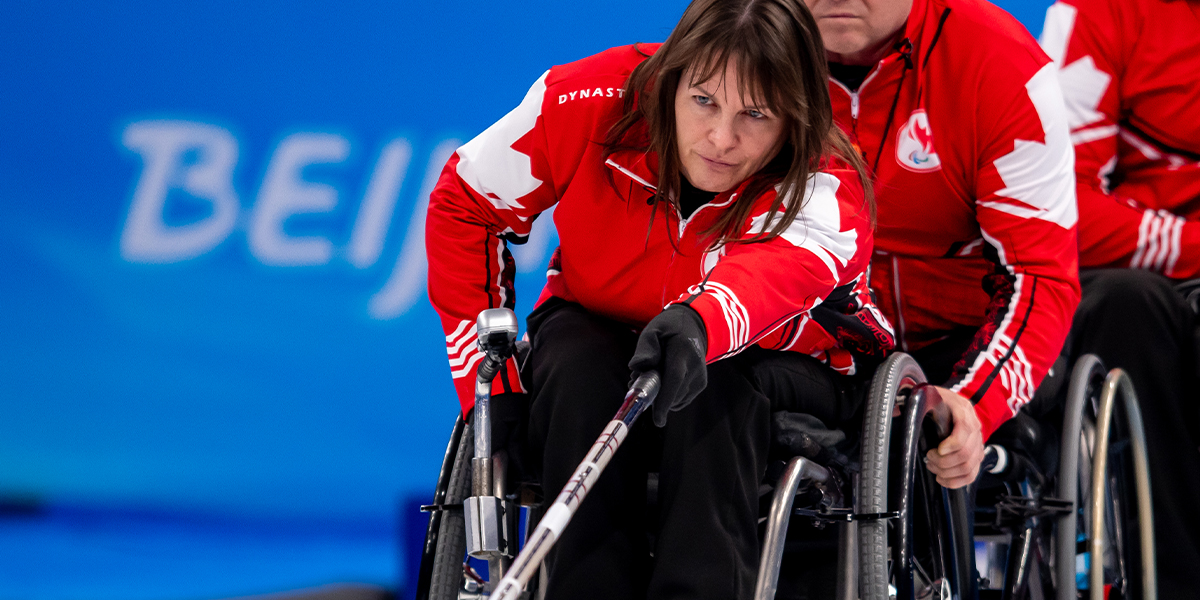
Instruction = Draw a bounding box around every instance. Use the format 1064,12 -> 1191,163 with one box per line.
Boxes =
524,299 -> 861,600
1070,269 -> 1200,598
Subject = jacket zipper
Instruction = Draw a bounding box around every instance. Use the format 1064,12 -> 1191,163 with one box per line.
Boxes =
676,192 -> 736,239
604,158 -> 656,190
667,192 -> 736,306
605,157 -> 717,302
605,157 -> 742,301
829,66 -> 882,139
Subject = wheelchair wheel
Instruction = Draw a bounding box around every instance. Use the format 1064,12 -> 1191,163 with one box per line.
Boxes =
418,416 -> 545,600
859,353 -> 924,600
419,415 -> 474,600
857,354 -> 929,600
899,394 -> 976,600
1056,357 -> 1156,600
1070,362 -> 1152,597
860,353 -> 975,600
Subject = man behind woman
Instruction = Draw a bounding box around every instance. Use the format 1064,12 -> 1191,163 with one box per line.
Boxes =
808,0 -> 1199,593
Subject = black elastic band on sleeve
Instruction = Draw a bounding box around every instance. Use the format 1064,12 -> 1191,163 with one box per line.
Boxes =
970,275 -> 1039,404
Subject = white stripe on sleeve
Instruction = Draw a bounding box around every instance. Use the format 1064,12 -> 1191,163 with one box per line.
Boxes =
704,281 -> 750,351
747,172 -> 857,280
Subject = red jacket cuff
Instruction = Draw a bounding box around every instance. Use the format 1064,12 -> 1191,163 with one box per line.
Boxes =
971,386 -> 1015,442
681,293 -> 732,363
1170,221 -> 1200,279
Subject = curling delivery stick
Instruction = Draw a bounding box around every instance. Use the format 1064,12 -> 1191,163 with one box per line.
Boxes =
490,370 -> 661,600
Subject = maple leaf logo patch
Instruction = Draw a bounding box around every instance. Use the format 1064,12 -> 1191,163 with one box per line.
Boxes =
895,109 -> 942,172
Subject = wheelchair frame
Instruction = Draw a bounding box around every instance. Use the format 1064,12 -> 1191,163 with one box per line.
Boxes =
415,307 -> 1155,600
975,355 -> 1156,600
417,326 -> 973,600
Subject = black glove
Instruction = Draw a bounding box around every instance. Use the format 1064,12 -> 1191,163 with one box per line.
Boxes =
628,305 -> 708,428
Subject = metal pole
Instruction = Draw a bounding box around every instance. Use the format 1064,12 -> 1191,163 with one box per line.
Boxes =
1108,369 -> 1157,600
1090,369 -> 1116,598
754,457 -> 837,600
1056,355 -> 1102,600
490,371 -> 660,600
472,375 -> 494,498
836,519 -> 858,600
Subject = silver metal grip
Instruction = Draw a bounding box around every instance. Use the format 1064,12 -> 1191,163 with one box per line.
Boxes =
466,307 -> 522,579
631,371 -> 661,402
472,308 -> 520,497
613,370 -> 661,426
477,308 -> 518,355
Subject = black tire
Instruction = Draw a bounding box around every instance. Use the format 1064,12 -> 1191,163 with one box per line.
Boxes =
859,353 -> 926,600
427,418 -> 475,600
892,371 -> 973,600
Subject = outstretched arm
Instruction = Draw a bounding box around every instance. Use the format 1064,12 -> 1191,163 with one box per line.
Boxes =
679,168 -> 888,364
426,72 -> 559,415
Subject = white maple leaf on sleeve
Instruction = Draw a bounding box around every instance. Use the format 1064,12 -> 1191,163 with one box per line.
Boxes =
1040,2 -> 1113,131
984,63 -> 1079,230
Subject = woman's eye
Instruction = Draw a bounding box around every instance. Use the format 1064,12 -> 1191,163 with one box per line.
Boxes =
694,95 -> 713,106
746,109 -> 765,119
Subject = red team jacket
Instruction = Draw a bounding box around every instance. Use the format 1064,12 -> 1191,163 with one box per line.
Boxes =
1042,0 -> 1200,277
427,45 -> 895,415
828,0 -> 1081,439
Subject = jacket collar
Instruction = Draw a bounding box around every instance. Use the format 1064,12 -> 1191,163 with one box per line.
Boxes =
902,0 -> 952,84
604,150 -> 753,217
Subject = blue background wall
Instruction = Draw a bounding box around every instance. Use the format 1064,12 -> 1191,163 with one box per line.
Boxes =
0,0 -> 1051,596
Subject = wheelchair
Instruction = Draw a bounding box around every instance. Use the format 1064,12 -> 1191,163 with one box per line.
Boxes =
973,354 -> 1156,600
412,308 -> 1004,600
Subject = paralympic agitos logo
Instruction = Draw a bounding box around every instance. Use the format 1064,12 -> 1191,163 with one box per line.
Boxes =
895,109 -> 942,173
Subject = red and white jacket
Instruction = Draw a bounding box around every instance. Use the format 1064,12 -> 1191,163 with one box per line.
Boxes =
827,0 -> 1081,439
427,44 -> 894,415
1041,0 -> 1200,277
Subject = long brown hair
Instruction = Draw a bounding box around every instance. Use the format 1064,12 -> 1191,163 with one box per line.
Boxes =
603,0 -> 872,247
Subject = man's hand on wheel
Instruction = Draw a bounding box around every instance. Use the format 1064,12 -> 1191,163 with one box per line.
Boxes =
628,305 -> 708,428
925,386 -> 985,489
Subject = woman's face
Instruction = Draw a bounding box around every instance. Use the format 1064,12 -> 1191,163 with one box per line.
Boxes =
674,59 -> 788,193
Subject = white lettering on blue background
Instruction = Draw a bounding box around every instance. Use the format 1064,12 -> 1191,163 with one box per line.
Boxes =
118,120 -> 557,320
348,138 -> 412,269
368,139 -> 459,320
120,121 -> 241,262
249,133 -> 351,266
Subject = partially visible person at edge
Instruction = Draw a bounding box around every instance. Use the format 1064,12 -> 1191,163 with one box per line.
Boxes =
1040,0 -> 1200,594
802,0 -> 1081,489
425,1 -> 897,598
